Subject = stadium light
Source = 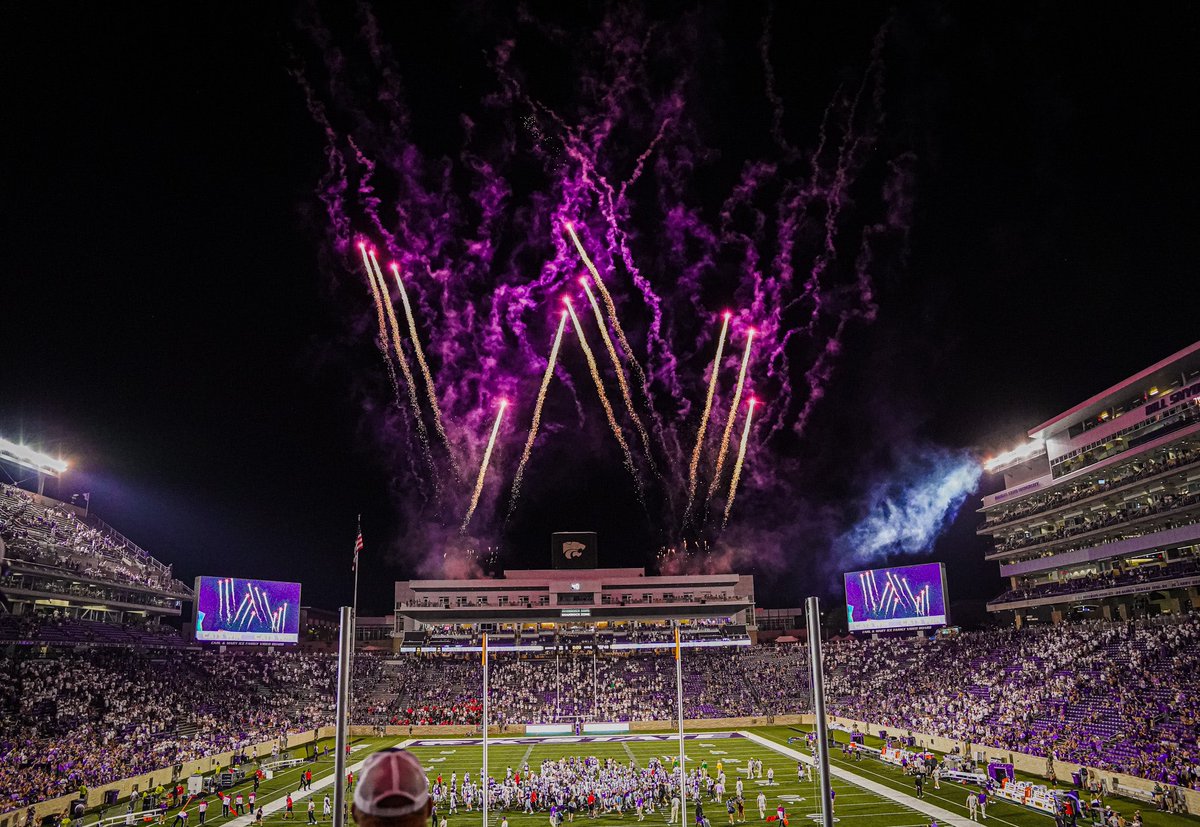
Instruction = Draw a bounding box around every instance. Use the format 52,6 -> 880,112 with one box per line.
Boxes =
0,436 -> 68,477
982,438 -> 1045,473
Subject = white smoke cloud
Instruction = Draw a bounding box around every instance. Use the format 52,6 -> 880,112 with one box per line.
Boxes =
835,445 -> 982,565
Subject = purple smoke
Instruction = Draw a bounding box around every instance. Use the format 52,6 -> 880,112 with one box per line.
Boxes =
294,5 -> 914,576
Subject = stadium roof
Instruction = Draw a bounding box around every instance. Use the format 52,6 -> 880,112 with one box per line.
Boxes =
1028,339 -> 1200,440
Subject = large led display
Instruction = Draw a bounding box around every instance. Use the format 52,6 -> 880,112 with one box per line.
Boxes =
194,576 -> 301,644
844,562 -> 948,632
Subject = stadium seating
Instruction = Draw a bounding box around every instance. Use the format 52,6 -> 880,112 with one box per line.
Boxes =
1,613 -> 1198,812
0,484 -> 189,596
822,614 -> 1200,789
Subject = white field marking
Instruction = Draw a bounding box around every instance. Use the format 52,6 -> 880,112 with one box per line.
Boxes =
439,750 -> 457,754
708,749 -> 728,755
223,740 -> 411,827
519,743 -> 536,769
739,731 -> 977,827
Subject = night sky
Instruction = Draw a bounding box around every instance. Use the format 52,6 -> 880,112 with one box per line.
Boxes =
3,3 -> 1197,623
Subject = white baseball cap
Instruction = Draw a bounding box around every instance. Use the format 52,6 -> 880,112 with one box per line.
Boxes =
353,750 -> 430,819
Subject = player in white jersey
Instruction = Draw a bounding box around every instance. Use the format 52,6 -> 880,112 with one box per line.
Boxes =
756,792 -> 767,820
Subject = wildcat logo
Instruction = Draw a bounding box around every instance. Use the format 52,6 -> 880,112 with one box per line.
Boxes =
561,541 -> 586,559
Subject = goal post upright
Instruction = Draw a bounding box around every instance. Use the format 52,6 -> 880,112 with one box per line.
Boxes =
806,596 -> 834,827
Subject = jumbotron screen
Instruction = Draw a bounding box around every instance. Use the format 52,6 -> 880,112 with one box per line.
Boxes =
194,576 -> 301,644
844,562 -> 948,632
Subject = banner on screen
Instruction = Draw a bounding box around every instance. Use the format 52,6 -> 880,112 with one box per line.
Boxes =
194,576 -> 302,644
844,562 -> 948,632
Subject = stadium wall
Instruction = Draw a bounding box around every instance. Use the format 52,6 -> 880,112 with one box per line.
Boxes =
0,728 -> 337,826
829,715 -> 1199,815
349,714 -> 810,739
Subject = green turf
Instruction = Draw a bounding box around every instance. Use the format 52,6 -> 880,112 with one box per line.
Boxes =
76,728 -> 1200,827
406,733 -> 949,827
756,725 -> 1199,827
81,737 -> 398,827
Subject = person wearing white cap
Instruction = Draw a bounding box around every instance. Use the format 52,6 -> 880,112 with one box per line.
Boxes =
351,749 -> 432,827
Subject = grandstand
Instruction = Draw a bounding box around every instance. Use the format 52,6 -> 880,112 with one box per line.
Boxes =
2,616 -> 1196,820
0,479 -> 1196,823
0,482 -> 191,631
981,339 -> 1200,624
394,563 -> 756,652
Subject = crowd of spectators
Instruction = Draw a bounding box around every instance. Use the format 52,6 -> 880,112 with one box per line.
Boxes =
2,613 -> 1198,812
980,445 -> 1200,531
993,485 -> 1200,554
992,556 -> 1200,604
0,649 -> 374,811
0,484 -> 189,596
822,614 -> 1200,790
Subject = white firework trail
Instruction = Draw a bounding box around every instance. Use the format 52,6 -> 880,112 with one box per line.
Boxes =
721,397 -> 758,528
685,313 -> 730,527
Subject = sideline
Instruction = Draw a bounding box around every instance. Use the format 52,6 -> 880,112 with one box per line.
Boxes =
222,741 -> 411,827
741,730 -> 978,827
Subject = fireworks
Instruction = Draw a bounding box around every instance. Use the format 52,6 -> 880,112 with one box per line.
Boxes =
565,298 -> 645,503
365,249 -> 434,475
217,577 -> 234,621
462,399 -> 508,532
564,223 -> 656,416
307,7 -> 921,573
358,243 -> 404,404
506,312 -> 568,523
722,397 -> 757,528
581,275 -> 657,475
685,312 -> 731,526
390,261 -> 460,480
708,327 -> 755,501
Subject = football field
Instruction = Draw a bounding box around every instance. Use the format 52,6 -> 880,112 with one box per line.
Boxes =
85,727 -> 1196,827
400,726 -> 1197,827
405,729 -> 966,827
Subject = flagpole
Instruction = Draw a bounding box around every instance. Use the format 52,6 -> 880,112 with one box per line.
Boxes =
675,624 -> 686,827
349,517 -> 362,735
482,632 -> 489,827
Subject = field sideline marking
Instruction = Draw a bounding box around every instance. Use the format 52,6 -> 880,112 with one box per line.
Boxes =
740,730 -> 977,827
813,743 -> 1031,827
221,740 -> 412,827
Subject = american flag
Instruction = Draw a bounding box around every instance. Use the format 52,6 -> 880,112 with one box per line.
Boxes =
352,517 -> 364,571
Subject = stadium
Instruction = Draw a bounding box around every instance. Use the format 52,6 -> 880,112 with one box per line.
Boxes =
3,341 -> 1200,827
5,5 -> 1200,827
